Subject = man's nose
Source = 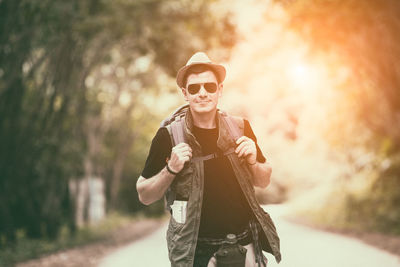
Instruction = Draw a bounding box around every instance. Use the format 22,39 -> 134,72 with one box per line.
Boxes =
198,85 -> 207,96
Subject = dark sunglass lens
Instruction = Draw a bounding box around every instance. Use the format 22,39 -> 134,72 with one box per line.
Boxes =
188,84 -> 200,94
204,83 -> 217,93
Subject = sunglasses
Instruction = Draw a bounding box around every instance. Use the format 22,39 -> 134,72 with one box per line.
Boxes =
187,82 -> 218,95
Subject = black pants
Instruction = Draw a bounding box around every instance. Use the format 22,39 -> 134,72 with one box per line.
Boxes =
193,242 -> 219,267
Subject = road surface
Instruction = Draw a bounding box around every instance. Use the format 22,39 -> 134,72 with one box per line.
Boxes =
98,205 -> 400,267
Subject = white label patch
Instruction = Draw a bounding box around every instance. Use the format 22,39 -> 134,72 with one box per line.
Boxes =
171,200 -> 187,224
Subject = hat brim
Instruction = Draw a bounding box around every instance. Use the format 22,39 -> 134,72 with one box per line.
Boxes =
176,63 -> 226,88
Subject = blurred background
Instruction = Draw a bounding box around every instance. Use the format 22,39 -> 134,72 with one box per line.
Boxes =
1,0 -> 399,266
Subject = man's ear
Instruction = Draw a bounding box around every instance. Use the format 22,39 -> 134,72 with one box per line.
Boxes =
218,83 -> 223,97
181,87 -> 189,101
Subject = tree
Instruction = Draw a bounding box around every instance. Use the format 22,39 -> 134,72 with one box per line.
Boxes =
277,0 -> 400,233
0,0 -> 235,242
277,0 -> 400,150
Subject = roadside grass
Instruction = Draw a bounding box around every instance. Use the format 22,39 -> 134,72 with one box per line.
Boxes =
285,181 -> 400,256
0,212 -> 150,267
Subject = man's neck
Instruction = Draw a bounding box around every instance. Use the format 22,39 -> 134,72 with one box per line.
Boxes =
190,109 -> 217,129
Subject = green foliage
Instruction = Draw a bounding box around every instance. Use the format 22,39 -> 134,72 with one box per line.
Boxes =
0,0 -> 235,244
345,157 -> 400,234
279,0 -> 400,149
0,212 -> 140,267
279,0 -> 400,234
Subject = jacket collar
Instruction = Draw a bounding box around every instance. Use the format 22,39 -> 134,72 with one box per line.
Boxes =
184,107 -> 233,153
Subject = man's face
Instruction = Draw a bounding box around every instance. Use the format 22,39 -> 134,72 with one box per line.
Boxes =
182,70 -> 223,115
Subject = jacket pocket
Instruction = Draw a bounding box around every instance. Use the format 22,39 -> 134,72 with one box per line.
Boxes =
171,165 -> 193,200
166,216 -> 186,262
260,210 -> 280,253
169,215 -> 185,233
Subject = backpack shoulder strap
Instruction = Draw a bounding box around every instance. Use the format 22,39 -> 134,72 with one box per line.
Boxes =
170,115 -> 187,146
162,108 -> 188,211
217,110 -> 245,156
160,104 -> 189,127
163,105 -> 189,147
165,114 -> 187,147
219,110 -> 244,141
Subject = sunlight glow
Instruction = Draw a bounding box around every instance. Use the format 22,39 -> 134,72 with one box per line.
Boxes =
287,61 -> 321,96
218,0 -> 353,205
119,91 -> 132,107
289,63 -> 310,86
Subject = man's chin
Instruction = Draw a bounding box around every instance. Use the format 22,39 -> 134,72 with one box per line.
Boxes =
191,105 -> 215,114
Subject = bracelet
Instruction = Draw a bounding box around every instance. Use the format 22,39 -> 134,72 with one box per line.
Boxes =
248,160 -> 257,166
166,163 -> 179,175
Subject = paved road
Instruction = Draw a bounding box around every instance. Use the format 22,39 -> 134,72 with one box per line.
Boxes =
98,205 -> 400,267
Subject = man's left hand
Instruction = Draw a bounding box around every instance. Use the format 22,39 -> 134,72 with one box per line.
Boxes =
235,136 -> 257,165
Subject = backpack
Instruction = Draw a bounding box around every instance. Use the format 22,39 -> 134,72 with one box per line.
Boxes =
161,104 -> 243,209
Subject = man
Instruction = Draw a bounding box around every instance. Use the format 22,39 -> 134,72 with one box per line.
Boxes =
136,52 -> 281,267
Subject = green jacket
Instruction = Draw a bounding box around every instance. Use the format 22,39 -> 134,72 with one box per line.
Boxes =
165,109 -> 281,266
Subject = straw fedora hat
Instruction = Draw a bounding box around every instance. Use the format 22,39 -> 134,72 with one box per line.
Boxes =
176,52 -> 226,88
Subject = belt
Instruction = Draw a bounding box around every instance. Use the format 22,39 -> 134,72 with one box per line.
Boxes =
197,228 -> 250,246
197,220 -> 267,267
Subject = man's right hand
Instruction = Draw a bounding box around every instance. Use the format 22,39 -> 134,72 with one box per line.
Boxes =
168,143 -> 192,173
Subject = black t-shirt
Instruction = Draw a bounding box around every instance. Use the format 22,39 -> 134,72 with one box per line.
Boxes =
141,119 -> 266,238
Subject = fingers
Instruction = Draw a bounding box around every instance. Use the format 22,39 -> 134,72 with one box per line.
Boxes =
173,143 -> 192,153
178,150 -> 192,161
236,136 -> 255,148
238,146 -> 253,158
235,136 -> 256,158
181,155 -> 190,163
171,143 -> 192,163
235,142 -> 246,157
235,137 -> 255,152
236,144 -> 255,158
236,136 -> 248,145
172,143 -> 192,157
170,143 -> 192,173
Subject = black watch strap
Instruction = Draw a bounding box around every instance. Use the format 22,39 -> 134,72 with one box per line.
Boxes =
166,163 -> 179,175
